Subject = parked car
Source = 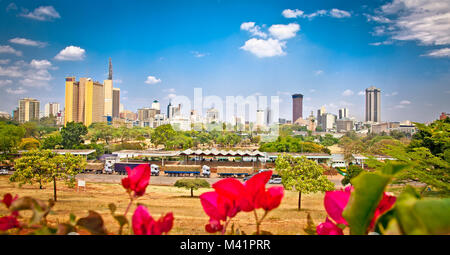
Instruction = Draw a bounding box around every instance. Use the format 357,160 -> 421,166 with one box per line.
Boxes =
0,168 -> 8,175
269,177 -> 282,184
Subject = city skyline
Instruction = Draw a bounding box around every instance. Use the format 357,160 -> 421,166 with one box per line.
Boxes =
0,0 -> 449,123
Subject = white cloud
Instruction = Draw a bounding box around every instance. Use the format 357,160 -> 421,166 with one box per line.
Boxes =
0,45 -> 22,56
364,14 -> 392,23
21,6 -> 60,21
314,70 -> 324,76
309,89 -> 316,93
329,9 -> 351,18
394,104 -> 406,109
240,38 -> 286,58
400,100 -> 411,105
269,23 -> 300,40
369,40 -> 393,46
305,97 -> 312,101
373,0 -> 450,46
294,9 -> 351,19
0,65 -> 23,77
358,91 -> 365,96
9,37 -> 46,47
6,3 -> 18,12
30,59 -> 52,69
240,22 -> 267,38
282,9 -> 304,18
342,89 -> 354,96
145,75 -> 161,85
55,46 -> 86,61
0,59 -> 10,65
421,48 -> 450,58
6,87 -> 27,94
0,80 -> 12,86
191,51 -> 208,58
167,93 -> 176,99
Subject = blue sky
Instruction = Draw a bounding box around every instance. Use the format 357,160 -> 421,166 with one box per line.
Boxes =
0,0 -> 449,123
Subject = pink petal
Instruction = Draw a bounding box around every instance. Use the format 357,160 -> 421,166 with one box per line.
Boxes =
316,217 -> 344,235
324,190 -> 351,225
132,205 -> 154,235
200,192 -> 226,221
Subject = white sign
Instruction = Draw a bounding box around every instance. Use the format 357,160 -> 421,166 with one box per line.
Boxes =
78,180 -> 86,187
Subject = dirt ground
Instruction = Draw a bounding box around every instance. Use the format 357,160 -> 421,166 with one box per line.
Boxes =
0,174 -> 344,235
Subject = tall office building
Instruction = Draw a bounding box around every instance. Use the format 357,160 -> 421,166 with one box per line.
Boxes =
65,77 -> 105,126
317,106 -> 326,127
18,98 -> 40,123
104,59 -> 114,118
152,100 -> 160,111
44,103 -> 60,117
338,108 -> 348,120
112,88 -> 120,118
256,109 -> 265,128
292,94 -> 303,123
365,86 -> 381,123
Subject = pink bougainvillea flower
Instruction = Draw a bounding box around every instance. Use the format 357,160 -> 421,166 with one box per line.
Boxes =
256,186 -> 284,211
0,215 -> 20,231
205,218 -> 223,233
316,217 -> 344,235
319,185 -> 396,234
241,171 -> 273,212
121,164 -> 150,197
323,187 -> 352,225
1,193 -> 18,209
370,192 -> 396,229
132,205 -> 173,235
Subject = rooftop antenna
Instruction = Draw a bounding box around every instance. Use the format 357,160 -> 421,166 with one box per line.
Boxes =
108,57 -> 113,80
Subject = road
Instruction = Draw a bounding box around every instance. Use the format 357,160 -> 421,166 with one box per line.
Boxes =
75,173 -> 344,188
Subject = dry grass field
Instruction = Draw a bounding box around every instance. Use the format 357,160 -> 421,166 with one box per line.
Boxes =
0,175 -> 331,235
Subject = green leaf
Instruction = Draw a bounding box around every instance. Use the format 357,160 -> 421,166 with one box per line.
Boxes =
69,213 -> 76,225
394,186 -> 450,235
76,211 -> 107,235
380,161 -> 409,176
9,196 -> 54,224
32,226 -> 57,235
342,172 -> 391,235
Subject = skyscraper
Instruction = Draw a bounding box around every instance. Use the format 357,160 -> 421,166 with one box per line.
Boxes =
112,88 -> 120,118
44,102 -> 60,117
338,108 -> 348,119
65,77 -> 105,126
18,98 -> 40,123
365,86 -> 381,123
103,59 -> 114,118
292,93 -> 303,123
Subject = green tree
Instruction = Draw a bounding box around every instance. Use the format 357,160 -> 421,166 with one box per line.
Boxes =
341,164 -> 365,186
21,121 -> 39,138
88,122 -> 115,144
10,150 -> 86,201
40,132 -> 63,149
60,122 -> 88,149
174,178 -> 210,197
276,154 -> 334,210
0,122 -> 25,157
382,144 -> 450,194
18,137 -> 40,150
151,124 -> 176,147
